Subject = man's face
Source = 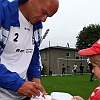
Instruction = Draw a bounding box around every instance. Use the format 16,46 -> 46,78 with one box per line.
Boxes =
28,0 -> 59,24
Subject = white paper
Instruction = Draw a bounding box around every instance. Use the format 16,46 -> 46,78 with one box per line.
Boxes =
31,92 -> 73,100
51,92 -> 73,100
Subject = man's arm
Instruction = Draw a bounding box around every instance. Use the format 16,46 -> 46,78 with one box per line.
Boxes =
0,63 -> 45,97
0,64 -> 25,91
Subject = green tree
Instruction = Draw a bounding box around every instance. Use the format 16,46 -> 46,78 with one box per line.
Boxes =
76,24 -> 100,49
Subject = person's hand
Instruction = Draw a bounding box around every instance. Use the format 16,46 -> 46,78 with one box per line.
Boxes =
32,77 -> 41,84
32,78 -> 47,95
17,81 -> 45,98
71,96 -> 84,100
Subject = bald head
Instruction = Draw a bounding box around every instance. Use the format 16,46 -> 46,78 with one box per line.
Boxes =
19,0 -> 59,23
45,0 -> 59,17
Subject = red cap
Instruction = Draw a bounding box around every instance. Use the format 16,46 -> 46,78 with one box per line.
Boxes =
78,39 -> 100,56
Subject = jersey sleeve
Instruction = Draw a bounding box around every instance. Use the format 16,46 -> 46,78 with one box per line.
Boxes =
27,41 -> 41,81
0,64 -> 25,92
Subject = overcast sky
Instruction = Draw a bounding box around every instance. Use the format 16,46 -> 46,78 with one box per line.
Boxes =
40,0 -> 100,49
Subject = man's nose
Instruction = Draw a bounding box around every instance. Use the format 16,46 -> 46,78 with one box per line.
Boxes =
41,15 -> 47,22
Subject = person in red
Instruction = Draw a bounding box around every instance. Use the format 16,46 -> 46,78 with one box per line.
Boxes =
71,39 -> 100,100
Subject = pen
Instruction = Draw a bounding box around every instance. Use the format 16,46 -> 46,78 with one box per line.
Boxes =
33,82 -> 46,99
40,92 -> 46,99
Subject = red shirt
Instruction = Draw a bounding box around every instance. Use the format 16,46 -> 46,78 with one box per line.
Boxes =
89,85 -> 100,100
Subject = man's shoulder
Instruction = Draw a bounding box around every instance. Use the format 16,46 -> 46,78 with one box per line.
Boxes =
0,0 -> 19,29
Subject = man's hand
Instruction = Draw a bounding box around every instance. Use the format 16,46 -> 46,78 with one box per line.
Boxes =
32,77 -> 41,84
32,78 -> 47,95
17,81 -> 44,98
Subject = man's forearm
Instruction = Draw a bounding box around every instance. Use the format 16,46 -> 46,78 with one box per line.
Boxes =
0,64 -> 25,91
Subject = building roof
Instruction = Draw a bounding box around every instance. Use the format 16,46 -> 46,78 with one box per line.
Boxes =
40,46 -> 78,51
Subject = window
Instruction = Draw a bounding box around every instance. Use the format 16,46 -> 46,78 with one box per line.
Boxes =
66,52 -> 70,57
75,52 -> 82,59
44,52 -> 48,59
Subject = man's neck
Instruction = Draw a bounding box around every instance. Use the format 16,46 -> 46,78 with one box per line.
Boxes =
19,2 -> 29,21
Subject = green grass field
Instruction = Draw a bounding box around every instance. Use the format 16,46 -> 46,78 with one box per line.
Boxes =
41,74 -> 99,100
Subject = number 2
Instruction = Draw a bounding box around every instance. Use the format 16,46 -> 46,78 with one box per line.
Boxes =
13,33 -> 19,42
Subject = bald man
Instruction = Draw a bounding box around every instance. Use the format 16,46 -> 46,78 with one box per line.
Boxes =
0,0 -> 59,99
